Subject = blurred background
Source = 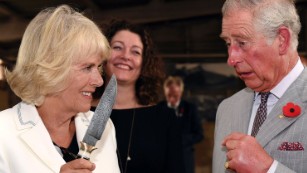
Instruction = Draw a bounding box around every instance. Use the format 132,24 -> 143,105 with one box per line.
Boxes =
1,0 -> 307,172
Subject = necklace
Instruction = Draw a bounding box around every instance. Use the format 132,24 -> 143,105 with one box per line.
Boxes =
125,109 -> 135,172
118,108 -> 136,173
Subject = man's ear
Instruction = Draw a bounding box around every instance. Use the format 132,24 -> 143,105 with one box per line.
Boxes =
278,26 -> 291,55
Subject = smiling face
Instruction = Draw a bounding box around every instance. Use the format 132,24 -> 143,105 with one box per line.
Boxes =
105,30 -> 143,85
48,54 -> 104,114
220,9 -> 289,92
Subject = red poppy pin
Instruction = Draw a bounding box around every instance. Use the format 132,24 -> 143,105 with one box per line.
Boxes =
177,108 -> 184,117
282,102 -> 301,118
180,108 -> 184,114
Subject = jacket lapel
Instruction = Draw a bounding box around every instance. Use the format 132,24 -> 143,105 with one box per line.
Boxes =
15,102 -> 65,172
20,123 -> 65,172
75,112 -> 91,146
232,88 -> 255,133
256,69 -> 307,147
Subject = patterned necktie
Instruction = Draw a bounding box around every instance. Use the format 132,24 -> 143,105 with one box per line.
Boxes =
251,92 -> 270,137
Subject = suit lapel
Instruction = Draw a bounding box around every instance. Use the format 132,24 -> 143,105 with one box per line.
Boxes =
232,88 -> 255,133
178,101 -> 186,117
16,102 -> 64,172
20,123 -> 65,172
256,68 -> 307,147
75,112 -> 91,146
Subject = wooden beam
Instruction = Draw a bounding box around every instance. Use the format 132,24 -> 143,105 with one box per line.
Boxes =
93,0 -> 225,24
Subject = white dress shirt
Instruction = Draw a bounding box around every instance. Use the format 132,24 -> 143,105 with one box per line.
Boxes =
247,58 -> 304,172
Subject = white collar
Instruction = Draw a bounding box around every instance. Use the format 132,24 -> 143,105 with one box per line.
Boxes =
255,57 -> 304,99
167,100 -> 181,109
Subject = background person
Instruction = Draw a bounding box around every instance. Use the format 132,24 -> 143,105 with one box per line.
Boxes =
91,19 -> 185,173
213,0 -> 307,172
161,75 -> 204,173
0,5 -> 120,173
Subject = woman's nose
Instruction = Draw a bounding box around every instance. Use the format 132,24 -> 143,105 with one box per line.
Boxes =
120,49 -> 131,61
91,69 -> 103,87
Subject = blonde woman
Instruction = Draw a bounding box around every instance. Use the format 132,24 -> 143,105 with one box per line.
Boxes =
0,5 -> 120,173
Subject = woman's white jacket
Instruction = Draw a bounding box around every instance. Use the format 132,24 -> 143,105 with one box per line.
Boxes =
0,102 -> 120,173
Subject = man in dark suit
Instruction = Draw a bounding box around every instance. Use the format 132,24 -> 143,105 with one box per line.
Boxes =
161,76 -> 204,173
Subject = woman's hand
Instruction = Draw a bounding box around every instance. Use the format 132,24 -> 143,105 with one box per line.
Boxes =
60,159 -> 96,173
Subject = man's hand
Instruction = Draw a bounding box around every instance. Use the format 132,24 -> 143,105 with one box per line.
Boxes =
222,132 -> 273,173
60,159 -> 96,173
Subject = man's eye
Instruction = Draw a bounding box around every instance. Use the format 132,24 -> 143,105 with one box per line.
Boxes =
239,41 -> 246,47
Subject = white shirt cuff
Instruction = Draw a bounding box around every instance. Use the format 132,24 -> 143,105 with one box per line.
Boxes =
267,160 -> 278,173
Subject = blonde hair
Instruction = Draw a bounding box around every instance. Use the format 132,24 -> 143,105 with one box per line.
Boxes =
5,5 -> 110,106
163,76 -> 184,93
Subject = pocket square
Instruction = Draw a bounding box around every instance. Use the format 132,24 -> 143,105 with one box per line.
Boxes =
278,142 -> 304,151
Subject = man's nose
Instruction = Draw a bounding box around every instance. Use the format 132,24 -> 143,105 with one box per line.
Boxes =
227,46 -> 242,66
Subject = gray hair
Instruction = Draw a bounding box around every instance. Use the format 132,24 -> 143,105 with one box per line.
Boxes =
222,0 -> 301,49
